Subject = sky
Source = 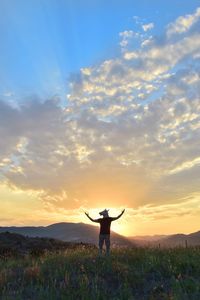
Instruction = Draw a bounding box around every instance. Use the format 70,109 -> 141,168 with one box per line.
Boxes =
0,0 -> 200,236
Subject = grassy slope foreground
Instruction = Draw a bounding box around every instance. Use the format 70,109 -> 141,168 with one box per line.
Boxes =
1,247 -> 200,300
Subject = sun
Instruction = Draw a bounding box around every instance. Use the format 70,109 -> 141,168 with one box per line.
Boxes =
111,221 -> 130,237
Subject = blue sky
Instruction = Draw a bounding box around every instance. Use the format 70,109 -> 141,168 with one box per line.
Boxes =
0,0 -> 200,103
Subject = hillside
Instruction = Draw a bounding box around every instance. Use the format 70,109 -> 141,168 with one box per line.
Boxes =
130,231 -> 200,247
1,223 -> 200,248
129,235 -> 167,246
1,246 -> 200,299
0,232 -> 95,257
0,222 -> 132,247
153,231 -> 200,247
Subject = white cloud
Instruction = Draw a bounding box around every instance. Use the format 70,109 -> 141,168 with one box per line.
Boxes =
168,157 -> 200,175
142,22 -> 154,32
167,7 -> 200,36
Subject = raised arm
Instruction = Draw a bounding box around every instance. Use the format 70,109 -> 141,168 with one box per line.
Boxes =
112,209 -> 125,221
85,212 -> 99,223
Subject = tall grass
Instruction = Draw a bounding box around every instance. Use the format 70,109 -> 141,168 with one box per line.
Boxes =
0,246 -> 200,299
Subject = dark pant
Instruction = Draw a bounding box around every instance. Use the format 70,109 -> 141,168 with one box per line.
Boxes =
99,234 -> 110,255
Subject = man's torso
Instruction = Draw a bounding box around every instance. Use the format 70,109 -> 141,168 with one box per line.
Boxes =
97,217 -> 114,234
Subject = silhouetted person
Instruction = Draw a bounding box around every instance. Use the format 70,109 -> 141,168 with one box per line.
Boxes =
85,208 -> 125,255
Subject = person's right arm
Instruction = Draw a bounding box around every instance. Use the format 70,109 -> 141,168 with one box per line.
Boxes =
85,212 -> 100,223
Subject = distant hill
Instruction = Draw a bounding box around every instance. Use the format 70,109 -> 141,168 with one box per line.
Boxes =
153,231 -> 200,247
2,223 -> 199,248
129,235 -> 168,246
0,222 -> 132,247
130,231 -> 200,247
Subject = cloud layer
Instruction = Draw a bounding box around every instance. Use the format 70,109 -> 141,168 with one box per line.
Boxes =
0,8 -> 200,231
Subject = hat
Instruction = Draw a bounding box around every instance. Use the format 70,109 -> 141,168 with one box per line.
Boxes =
99,209 -> 109,217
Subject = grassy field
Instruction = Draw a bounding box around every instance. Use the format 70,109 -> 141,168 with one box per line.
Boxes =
0,246 -> 200,300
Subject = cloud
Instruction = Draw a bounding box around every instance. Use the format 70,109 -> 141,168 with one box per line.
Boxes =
167,7 -> 200,36
126,193 -> 200,221
0,7 -> 200,216
142,23 -> 154,32
168,157 -> 200,175
119,30 -> 134,48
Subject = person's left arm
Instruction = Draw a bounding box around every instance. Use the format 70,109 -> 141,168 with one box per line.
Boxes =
111,209 -> 125,221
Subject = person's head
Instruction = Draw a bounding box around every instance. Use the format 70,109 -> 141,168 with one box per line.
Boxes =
99,209 -> 109,218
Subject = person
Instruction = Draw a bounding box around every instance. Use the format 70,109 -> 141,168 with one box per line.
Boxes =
85,208 -> 125,255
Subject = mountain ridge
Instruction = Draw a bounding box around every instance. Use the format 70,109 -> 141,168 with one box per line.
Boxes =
1,222 -> 200,247
130,230 -> 200,247
0,222 -> 132,246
